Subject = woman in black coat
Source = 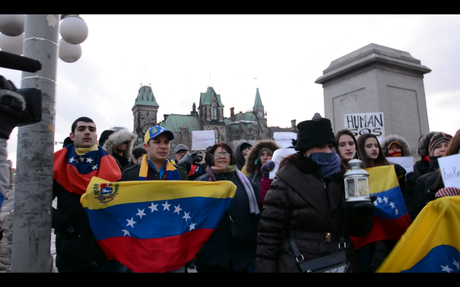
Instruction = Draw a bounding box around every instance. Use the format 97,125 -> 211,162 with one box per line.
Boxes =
255,114 -> 374,273
410,131 -> 454,221
194,142 -> 260,273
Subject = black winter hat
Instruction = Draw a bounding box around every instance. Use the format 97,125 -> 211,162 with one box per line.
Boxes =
295,113 -> 336,151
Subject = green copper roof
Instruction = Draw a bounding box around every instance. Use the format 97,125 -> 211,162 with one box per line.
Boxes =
133,85 -> 159,108
200,86 -> 224,106
235,111 -> 257,122
253,88 -> 264,110
159,114 -> 201,132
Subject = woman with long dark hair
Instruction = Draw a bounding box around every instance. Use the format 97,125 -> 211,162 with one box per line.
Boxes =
355,133 -> 407,272
335,129 -> 360,168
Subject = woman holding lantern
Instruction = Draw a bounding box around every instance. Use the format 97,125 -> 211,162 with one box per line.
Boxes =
255,113 -> 374,273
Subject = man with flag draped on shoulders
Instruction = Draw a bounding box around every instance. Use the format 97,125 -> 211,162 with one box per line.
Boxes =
52,116 -> 124,272
80,126 -> 236,273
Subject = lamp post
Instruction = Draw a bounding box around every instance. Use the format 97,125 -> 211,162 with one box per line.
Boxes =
0,14 -> 88,272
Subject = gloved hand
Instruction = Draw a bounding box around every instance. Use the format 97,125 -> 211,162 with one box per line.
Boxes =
0,75 -> 26,139
261,160 -> 275,178
348,195 -> 376,217
177,153 -> 193,174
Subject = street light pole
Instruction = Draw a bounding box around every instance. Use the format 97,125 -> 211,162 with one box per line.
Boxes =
10,14 -> 60,272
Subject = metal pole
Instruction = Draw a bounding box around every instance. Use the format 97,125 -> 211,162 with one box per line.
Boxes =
10,14 -> 60,272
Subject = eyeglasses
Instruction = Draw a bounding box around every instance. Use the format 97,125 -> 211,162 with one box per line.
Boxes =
214,152 -> 230,158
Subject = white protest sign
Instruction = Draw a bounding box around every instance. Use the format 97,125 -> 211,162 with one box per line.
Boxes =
386,156 -> 414,174
269,148 -> 297,179
192,130 -> 215,150
273,132 -> 297,148
344,112 -> 384,138
438,154 -> 460,189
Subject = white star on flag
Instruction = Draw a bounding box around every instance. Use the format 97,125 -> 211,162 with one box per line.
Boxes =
148,202 -> 158,213
383,196 -> 388,204
86,157 -> 94,164
390,202 -> 395,209
122,229 -> 131,236
189,222 -> 196,231
126,217 -> 137,228
441,264 -> 454,273
136,208 -> 146,219
69,157 -> 75,163
395,208 -> 399,215
92,164 -> 98,170
453,259 -> 460,270
183,212 -> 191,222
174,204 -> 182,214
162,201 -> 171,211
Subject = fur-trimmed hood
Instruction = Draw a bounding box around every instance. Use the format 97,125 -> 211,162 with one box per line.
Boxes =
245,140 -> 280,175
102,129 -> 138,159
381,134 -> 412,157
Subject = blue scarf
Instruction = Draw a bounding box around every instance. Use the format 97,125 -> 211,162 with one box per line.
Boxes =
309,151 -> 341,179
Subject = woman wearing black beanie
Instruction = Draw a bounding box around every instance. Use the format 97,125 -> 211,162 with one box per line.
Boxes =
255,113 -> 374,273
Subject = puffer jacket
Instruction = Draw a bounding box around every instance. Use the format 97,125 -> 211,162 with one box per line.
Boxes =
256,155 -> 373,273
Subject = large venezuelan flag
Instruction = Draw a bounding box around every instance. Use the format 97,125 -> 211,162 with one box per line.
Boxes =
81,177 -> 236,273
350,165 -> 411,250
377,196 -> 460,273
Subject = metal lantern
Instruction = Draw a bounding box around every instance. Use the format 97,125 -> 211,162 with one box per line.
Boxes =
343,159 -> 370,202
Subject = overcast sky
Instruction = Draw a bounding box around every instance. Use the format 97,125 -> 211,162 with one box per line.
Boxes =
2,14 -> 460,167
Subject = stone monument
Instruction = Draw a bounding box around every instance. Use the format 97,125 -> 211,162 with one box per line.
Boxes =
315,43 -> 432,156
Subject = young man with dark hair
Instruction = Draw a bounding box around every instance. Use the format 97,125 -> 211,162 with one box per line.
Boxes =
52,116 -> 124,272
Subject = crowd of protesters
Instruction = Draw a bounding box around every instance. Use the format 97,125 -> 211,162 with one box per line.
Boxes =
2,108 -> 458,273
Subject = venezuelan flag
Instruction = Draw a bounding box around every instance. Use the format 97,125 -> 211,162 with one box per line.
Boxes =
350,165 -> 411,250
377,196 -> 460,273
54,144 -> 122,195
81,177 -> 236,273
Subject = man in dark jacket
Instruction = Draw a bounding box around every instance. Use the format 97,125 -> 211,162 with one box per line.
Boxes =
52,116 -> 124,272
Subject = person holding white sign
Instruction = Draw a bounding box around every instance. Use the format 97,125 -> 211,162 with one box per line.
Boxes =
410,131 -> 453,221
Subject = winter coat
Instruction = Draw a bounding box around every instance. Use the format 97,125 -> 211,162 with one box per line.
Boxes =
102,129 -> 137,170
52,180 -> 111,269
410,156 -> 443,221
194,171 -> 260,272
255,155 -> 374,273
381,134 -> 412,157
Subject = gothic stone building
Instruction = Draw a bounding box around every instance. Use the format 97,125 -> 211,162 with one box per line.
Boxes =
131,85 -> 295,157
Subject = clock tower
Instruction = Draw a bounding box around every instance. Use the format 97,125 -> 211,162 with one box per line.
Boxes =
132,85 -> 160,147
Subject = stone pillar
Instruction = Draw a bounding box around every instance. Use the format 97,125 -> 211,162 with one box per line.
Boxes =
315,43 -> 431,156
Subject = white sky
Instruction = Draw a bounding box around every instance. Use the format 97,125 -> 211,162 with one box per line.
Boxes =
2,14 -> 460,168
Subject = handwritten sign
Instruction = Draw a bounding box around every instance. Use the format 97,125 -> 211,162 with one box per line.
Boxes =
269,148 -> 297,179
192,130 -> 215,150
273,132 -> 297,148
344,112 -> 384,138
386,156 -> 414,174
438,154 -> 460,189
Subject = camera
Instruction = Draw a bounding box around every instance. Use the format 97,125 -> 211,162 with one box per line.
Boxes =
0,51 -> 42,135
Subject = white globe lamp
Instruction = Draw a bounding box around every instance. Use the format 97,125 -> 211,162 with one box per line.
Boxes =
59,39 -> 82,63
60,15 -> 88,45
0,14 -> 25,37
0,33 -> 24,55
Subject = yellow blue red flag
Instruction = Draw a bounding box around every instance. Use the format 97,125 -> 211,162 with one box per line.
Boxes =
80,177 -> 236,273
377,196 -> 460,273
350,165 -> 411,250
